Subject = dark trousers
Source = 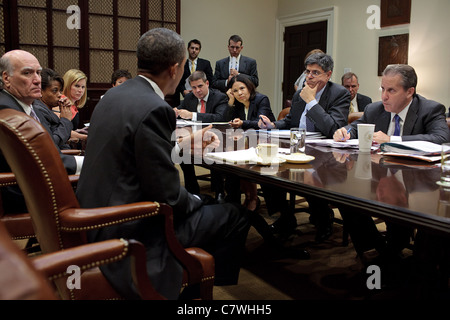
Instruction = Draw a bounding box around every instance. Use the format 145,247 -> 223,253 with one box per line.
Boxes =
180,163 -> 200,195
339,205 -> 414,256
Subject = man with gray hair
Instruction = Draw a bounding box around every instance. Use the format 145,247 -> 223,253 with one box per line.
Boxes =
0,50 -> 81,213
341,72 -> 372,113
334,64 -> 450,267
258,53 -> 351,244
76,28 -> 250,300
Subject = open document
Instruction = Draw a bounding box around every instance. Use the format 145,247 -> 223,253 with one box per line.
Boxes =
380,141 -> 450,155
379,141 -> 450,162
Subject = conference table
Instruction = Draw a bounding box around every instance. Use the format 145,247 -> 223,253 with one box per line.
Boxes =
178,122 -> 450,237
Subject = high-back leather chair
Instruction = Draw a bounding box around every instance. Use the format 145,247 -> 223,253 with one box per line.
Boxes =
0,109 -> 214,300
0,219 -> 161,300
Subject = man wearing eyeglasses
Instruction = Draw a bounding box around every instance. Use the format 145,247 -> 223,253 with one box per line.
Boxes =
259,52 -> 350,138
258,53 -> 351,244
212,34 -> 259,93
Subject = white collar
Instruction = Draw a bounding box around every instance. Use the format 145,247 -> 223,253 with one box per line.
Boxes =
138,75 -> 165,100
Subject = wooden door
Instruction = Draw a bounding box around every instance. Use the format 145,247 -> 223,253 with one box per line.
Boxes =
283,21 -> 327,105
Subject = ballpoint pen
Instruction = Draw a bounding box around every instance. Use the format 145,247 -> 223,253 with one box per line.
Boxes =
259,116 -> 266,126
342,127 -> 351,141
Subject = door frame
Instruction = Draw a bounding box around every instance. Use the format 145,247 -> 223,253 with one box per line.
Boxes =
274,6 -> 336,115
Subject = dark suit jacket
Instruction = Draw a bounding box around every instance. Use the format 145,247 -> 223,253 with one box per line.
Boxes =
212,55 -> 259,92
179,88 -> 228,122
0,90 -> 77,174
356,93 -> 372,112
176,58 -> 213,96
347,94 -> 450,144
33,100 -> 73,149
275,81 -> 351,138
76,76 -> 205,299
227,93 -> 275,129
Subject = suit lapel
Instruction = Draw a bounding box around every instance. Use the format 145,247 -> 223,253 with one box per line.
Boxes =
377,112 -> 391,133
403,97 -> 419,135
318,83 -> 331,111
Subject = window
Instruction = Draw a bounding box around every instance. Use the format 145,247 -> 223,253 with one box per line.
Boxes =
0,0 -> 180,125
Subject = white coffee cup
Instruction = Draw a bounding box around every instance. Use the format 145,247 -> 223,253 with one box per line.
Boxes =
256,143 -> 278,164
357,124 -> 375,153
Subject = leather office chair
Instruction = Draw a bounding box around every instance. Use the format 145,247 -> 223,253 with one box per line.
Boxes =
348,112 -> 364,124
277,107 -> 291,121
0,109 -> 214,300
0,173 -> 79,243
0,219 -> 161,300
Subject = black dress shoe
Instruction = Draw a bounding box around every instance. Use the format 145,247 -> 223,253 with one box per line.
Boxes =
269,213 -> 297,236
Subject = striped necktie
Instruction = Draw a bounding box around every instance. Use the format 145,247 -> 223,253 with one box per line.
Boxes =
30,106 -> 40,123
393,114 -> 401,136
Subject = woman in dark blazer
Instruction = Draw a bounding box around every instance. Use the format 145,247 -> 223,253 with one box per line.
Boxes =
226,75 -> 276,212
227,75 -> 275,129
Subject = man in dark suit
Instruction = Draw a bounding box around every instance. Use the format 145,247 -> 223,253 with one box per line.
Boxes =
341,72 -> 372,112
76,28 -> 250,300
0,50 -> 81,213
260,53 -> 351,138
258,53 -> 351,243
212,35 -> 258,93
176,39 -> 213,98
175,70 -> 228,123
174,70 -> 230,195
334,64 -> 450,263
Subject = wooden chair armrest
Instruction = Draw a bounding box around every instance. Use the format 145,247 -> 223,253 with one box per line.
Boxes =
0,172 -> 17,186
61,149 -> 83,156
58,202 -> 162,232
31,239 -> 165,300
59,202 -> 204,288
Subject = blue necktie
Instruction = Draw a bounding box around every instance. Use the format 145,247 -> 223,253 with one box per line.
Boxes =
393,114 -> 401,136
306,116 -> 315,132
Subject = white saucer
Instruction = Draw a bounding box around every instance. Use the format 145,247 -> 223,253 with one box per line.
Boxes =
256,157 -> 286,166
279,153 -> 315,164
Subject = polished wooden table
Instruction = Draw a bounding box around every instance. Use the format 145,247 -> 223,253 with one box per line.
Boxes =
182,123 -> 450,237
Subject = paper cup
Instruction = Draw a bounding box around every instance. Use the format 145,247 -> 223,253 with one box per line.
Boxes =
357,124 -> 375,153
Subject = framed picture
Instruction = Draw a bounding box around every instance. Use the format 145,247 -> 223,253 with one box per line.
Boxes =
380,0 -> 411,27
378,34 -> 409,76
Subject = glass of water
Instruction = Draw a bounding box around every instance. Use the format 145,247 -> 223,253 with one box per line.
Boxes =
290,128 -> 306,154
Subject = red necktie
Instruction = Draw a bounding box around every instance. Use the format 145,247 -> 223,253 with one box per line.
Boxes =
200,99 -> 206,113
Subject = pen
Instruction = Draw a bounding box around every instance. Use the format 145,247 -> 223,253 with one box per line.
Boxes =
342,127 -> 351,141
259,116 -> 266,126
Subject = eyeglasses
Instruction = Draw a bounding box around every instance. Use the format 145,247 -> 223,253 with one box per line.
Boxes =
305,69 -> 325,78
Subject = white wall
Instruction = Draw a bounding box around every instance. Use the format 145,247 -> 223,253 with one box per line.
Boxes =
181,0 -> 450,116
180,0 -> 278,108
276,0 -> 450,109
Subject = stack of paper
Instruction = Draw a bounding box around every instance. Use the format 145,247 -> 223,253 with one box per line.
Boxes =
307,139 -> 360,149
380,141 -> 450,162
206,148 -> 260,164
256,130 -> 324,140
380,141 -> 450,155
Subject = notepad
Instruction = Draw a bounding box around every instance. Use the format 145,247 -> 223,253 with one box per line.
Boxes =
380,141 -> 450,155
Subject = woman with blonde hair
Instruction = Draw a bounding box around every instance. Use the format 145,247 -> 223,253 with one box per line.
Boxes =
60,69 -> 88,142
